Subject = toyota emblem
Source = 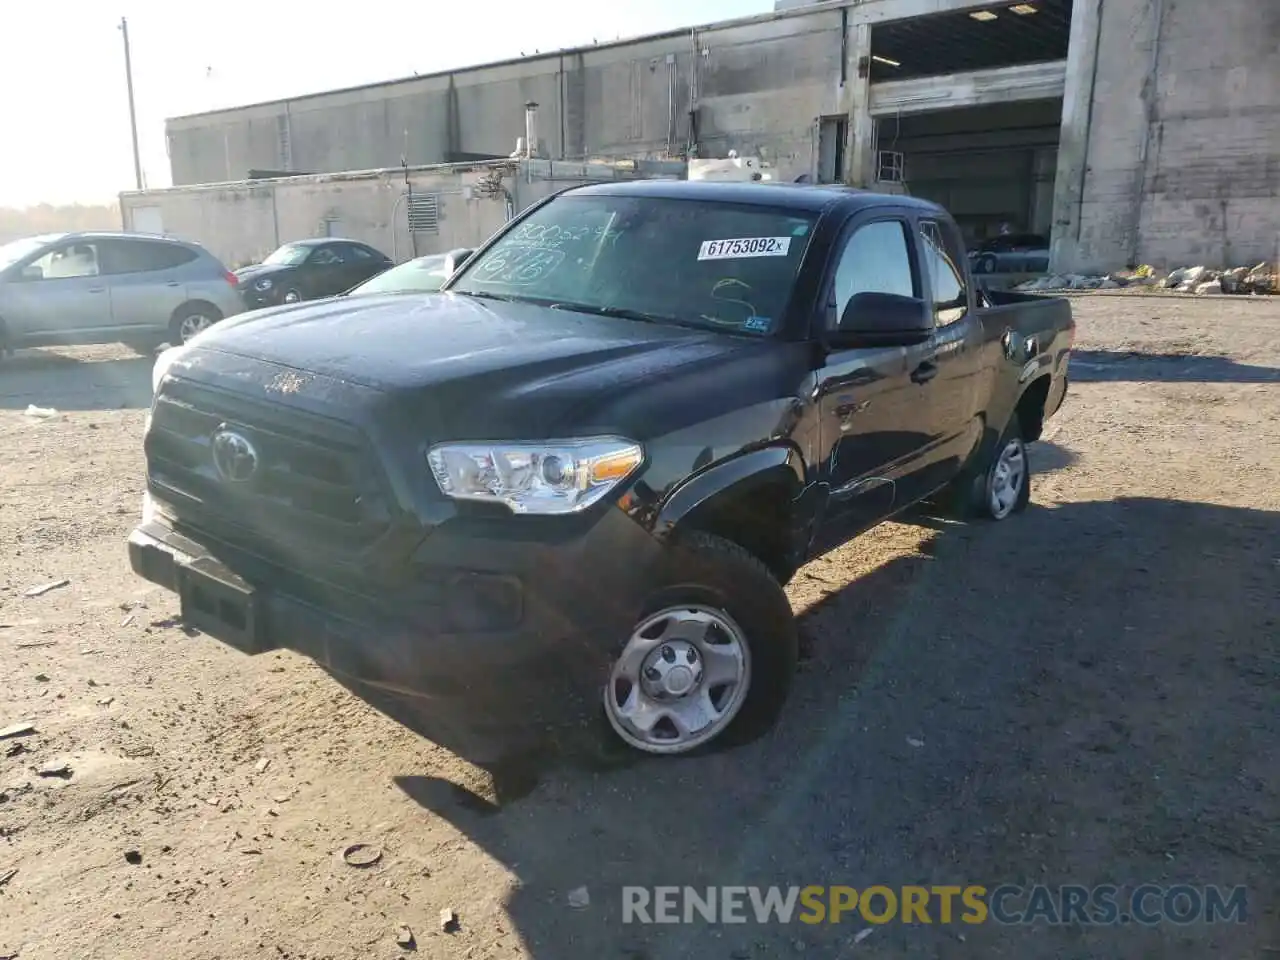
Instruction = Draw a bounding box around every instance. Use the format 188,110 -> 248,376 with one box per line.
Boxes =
211,427 -> 259,483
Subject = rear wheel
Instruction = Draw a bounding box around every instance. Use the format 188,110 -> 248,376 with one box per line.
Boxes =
171,304 -> 222,344
950,420 -> 1031,521
602,532 -> 797,756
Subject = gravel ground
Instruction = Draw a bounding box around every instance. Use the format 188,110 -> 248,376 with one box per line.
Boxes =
1,295 -> 1277,959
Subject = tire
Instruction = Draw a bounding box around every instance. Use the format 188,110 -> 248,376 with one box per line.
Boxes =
170,304 -> 223,345
952,419 -> 1032,521
601,531 -> 798,757
282,288 -> 303,304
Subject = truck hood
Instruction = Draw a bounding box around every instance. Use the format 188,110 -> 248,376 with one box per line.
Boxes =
181,292 -> 764,440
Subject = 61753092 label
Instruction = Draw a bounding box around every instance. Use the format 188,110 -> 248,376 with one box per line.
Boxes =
697,237 -> 792,260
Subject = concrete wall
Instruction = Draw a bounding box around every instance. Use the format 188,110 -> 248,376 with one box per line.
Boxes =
121,159 -> 686,270
167,10 -> 847,188
1052,0 -> 1280,272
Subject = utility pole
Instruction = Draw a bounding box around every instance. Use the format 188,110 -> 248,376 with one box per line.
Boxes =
119,17 -> 143,190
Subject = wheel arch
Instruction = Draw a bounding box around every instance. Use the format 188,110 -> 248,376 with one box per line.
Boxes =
652,444 -> 810,584
1014,374 -> 1053,443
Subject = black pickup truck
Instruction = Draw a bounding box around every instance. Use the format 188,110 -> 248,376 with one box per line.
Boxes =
129,181 -> 1072,763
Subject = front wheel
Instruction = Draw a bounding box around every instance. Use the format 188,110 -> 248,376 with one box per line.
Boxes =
282,288 -> 303,304
602,532 -> 797,756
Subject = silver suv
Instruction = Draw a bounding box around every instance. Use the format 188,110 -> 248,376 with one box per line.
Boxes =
0,232 -> 246,353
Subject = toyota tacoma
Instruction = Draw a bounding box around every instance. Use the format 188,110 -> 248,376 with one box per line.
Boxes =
129,181 -> 1072,763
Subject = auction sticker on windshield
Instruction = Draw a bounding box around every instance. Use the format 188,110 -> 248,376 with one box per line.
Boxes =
698,237 -> 792,260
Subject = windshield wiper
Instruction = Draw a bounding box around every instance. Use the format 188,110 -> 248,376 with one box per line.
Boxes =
455,290 -> 519,303
548,301 -> 698,328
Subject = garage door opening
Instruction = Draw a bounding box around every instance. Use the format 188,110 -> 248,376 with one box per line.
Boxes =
873,99 -> 1064,280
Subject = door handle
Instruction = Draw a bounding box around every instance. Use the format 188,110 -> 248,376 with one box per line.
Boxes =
166,281 -> 181,287
833,394 -> 868,418
910,360 -> 938,384
88,286 -> 106,294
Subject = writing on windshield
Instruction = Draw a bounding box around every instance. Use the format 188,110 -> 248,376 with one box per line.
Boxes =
450,195 -> 815,336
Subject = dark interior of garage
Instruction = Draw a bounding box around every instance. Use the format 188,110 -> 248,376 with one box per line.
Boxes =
866,1 -> 1074,273
875,99 -> 1063,251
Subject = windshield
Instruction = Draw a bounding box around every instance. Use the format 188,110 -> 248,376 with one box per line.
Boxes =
263,243 -> 311,266
0,235 -> 60,271
447,195 -> 816,336
347,254 -> 449,296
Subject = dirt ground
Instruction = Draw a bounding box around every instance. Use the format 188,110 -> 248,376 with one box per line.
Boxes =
1,295 -> 1277,959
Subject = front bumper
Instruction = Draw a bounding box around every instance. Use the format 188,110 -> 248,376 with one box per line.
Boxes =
128,502 -> 665,737
238,286 -> 283,310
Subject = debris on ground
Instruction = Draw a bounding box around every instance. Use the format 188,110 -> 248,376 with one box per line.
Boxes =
440,908 -> 459,933
568,886 -> 591,909
853,927 -> 875,944
395,925 -> 416,949
24,579 -> 70,598
0,724 -> 36,740
24,404 -> 59,419
124,850 -> 143,865
340,843 -> 383,868
36,761 -> 72,779
1016,260 -> 1278,295
906,737 -> 925,748
14,639 -> 58,649
5,742 -> 29,758
33,674 -> 50,683
0,868 -> 16,887
255,757 -> 271,773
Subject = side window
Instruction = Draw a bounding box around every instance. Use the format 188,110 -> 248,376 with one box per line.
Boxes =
28,242 -> 101,280
828,219 -> 917,329
102,240 -> 197,275
308,246 -> 345,266
343,244 -> 375,261
920,219 -> 968,326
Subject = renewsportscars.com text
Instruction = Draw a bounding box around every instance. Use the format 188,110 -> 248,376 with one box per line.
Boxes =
622,885 -> 1248,926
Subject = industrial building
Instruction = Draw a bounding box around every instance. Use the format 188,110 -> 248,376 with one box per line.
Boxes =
155,0 -> 1279,274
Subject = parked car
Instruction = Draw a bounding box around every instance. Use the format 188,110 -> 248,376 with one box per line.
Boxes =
968,233 -> 1051,274
235,239 -> 392,307
131,181 -> 1073,763
341,252 -> 453,297
0,231 -> 244,352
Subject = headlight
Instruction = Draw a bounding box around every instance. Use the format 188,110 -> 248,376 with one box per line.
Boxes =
254,278 -> 274,291
152,345 -> 183,393
427,437 -> 643,515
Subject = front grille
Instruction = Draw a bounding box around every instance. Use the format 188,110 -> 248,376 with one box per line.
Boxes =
146,379 -> 393,566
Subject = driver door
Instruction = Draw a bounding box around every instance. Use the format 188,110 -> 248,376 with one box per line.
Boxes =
815,215 -> 938,530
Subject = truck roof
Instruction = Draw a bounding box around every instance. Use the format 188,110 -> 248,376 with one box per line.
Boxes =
566,179 -> 949,216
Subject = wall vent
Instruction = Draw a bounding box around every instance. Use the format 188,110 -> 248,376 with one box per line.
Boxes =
407,194 -> 440,233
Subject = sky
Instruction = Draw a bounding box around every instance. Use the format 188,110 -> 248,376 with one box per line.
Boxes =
1,0 -> 775,208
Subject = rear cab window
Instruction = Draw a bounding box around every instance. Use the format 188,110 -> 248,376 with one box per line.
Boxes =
448,195 -> 818,337
919,219 -> 969,326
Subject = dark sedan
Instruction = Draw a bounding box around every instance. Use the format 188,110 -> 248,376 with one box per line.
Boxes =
235,238 -> 392,307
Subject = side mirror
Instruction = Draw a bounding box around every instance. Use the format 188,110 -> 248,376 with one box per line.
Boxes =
443,248 -> 475,276
831,291 -> 932,348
